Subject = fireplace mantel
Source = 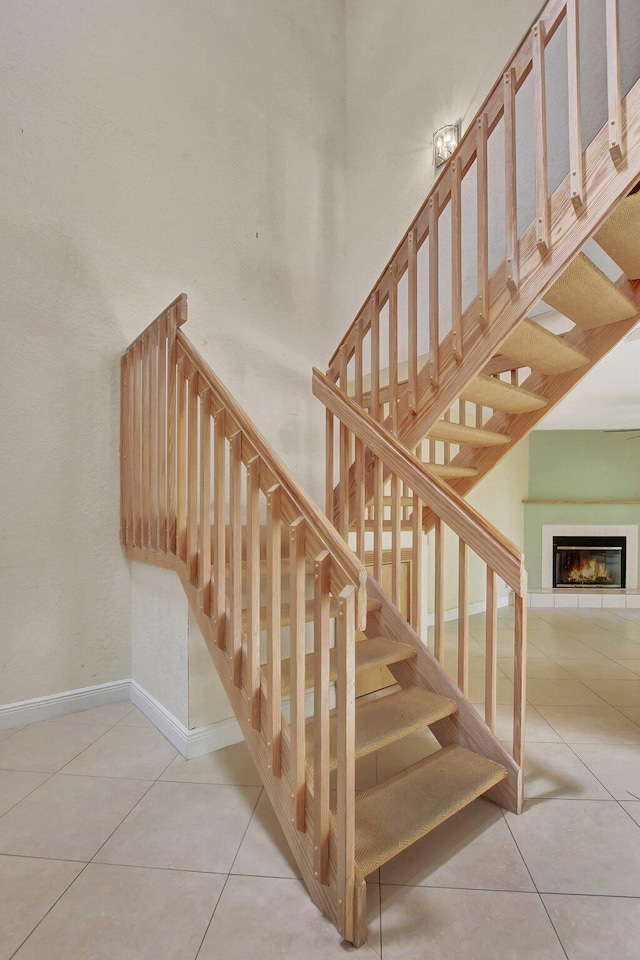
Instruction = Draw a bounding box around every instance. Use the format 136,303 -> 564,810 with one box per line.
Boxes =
542,524 -> 638,590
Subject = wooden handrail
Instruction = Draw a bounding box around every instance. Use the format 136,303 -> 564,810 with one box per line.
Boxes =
313,368 -> 526,595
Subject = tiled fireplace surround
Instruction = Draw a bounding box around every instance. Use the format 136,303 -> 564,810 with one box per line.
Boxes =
530,524 -> 640,609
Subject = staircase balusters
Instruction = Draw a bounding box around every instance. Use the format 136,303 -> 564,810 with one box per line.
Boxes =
198,387 -> 212,615
289,517 -> 307,831
247,456 -> 262,729
485,568 -> 498,732
266,484 -> 283,777
477,113 -> 490,326
229,431 -> 244,687
212,406 -> 226,647
313,550 -> 331,885
606,0 -> 623,164
533,20 -> 550,257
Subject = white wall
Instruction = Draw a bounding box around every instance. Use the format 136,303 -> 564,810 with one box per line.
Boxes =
0,0 -> 346,706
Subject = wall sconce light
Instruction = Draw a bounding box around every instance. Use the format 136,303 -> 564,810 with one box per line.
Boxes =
434,123 -> 460,167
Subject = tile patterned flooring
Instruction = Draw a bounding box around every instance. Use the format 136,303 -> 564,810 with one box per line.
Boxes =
1,607 -> 640,958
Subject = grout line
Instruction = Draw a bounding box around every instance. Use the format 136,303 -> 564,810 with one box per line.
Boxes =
8,860 -> 92,960
0,770 -> 58,822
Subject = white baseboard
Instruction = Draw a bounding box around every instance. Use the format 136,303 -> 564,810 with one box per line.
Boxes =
0,679 -> 131,731
0,678 -> 244,760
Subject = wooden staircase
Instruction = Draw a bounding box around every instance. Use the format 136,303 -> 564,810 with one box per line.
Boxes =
119,0 -> 640,949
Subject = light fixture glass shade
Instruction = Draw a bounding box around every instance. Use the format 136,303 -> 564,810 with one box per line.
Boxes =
434,123 -> 460,167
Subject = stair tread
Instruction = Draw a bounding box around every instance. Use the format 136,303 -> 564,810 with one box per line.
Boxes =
543,252 -> 637,330
422,463 -> 479,479
278,636 -> 416,698
245,597 -> 381,632
500,318 -> 589,374
594,193 -> 640,280
354,745 -> 507,877
461,374 -> 547,414
427,420 -> 510,447
306,686 -> 458,770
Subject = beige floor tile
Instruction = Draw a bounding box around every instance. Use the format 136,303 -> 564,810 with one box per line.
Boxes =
116,708 -> 156,728
96,780 -> 260,872
621,802 -> 640,826
51,701 -> 136,726
231,790 -> 300,879
466,675 -> 514,703
617,706 -> 640,727
515,742 -> 613,800
473,703 -> 563,743
556,658 -> 639,681
375,729 -> 440,782
380,798 -> 534,891
618,659 -> 640,675
0,855 -> 83,960
543,893 -> 640,960
197,875 -> 381,959
0,774 -> 149,860
527,635 -> 602,660
0,721 -> 111,773
525,678 -> 605,707
0,727 -> 22,743
12,863 -> 224,960
61,725 -> 177,779
535,705 -> 640,744
568,743 -> 640,801
379,886 -> 565,959
578,636 -> 640,660
499,657 -> 571,680
0,770 -> 50,816
505,799 -> 640,895
161,740 -> 262,786
582,679 -> 640,706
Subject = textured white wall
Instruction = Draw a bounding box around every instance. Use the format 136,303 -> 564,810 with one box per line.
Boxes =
0,0 -> 346,706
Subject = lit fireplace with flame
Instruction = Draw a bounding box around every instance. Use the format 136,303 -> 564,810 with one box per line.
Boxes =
553,538 -> 625,589
566,556 -> 612,584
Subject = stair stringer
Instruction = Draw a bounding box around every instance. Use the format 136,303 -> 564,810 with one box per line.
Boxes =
174,556 -> 369,944
364,577 -> 523,815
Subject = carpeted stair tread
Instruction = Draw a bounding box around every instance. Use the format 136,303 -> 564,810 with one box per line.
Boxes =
543,252 -> 636,330
354,744 -> 507,877
245,596 -> 381,632
305,686 -> 457,770
594,193 -> 640,280
499,318 -> 589,374
422,463 -> 479,479
277,636 -> 416,698
461,374 -> 547,414
427,420 -> 510,447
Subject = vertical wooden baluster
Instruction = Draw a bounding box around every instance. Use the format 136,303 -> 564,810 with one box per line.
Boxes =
407,230 -> 418,411
485,568 -> 498,732
166,309 -> 178,553
157,314 -> 167,552
213,407 -> 226,648
313,550 -> 331,884
391,471 -> 401,606
458,540 -> 469,695
513,580 -> 528,775
336,584 -> 356,942
127,348 -> 136,547
511,368 -> 518,387
477,114 -> 490,326
533,21 -> 550,256
289,517 -> 307,831
187,368 -> 199,584
458,399 -> 466,429
199,387 -> 212,616
428,196 -> 439,387
339,349 -> 349,540
451,161 -> 463,359
246,456 -> 261,729
267,484 -> 282,777
230,430 -> 243,686
411,458 -> 423,637
132,342 -> 142,547
355,321 -> 365,561
149,324 -> 159,551
176,355 -> 187,562
434,517 -> 444,663
567,0 -> 584,212
388,265 -> 399,434
504,68 -> 519,292
606,0 -> 623,164
373,456 -> 383,582
141,330 -> 151,547
370,292 -> 380,422
475,403 -> 483,429
326,409 -> 334,524
120,356 -> 128,546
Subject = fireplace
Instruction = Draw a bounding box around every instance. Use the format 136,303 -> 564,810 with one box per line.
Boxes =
553,536 -> 626,589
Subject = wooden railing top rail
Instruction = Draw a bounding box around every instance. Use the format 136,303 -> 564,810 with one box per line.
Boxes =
178,332 -> 369,629
126,292 -> 188,351
313,367 -> 526,595
327,0 -> 567,371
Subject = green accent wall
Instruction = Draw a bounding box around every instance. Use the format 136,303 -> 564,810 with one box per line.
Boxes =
524,431 -> 640,588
